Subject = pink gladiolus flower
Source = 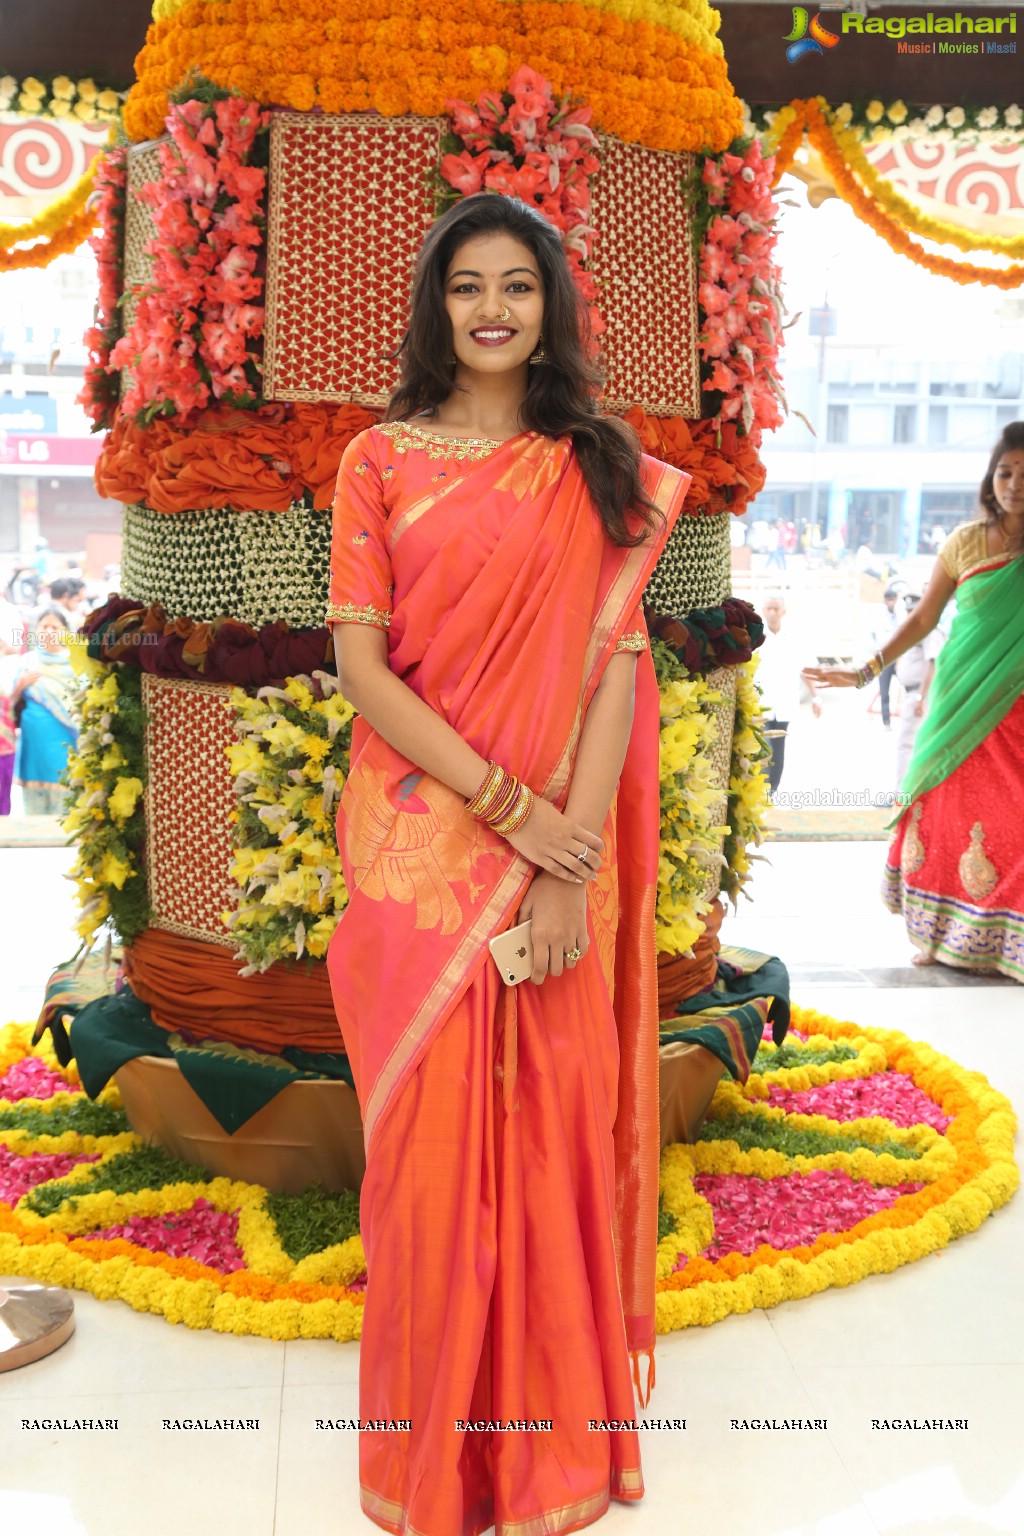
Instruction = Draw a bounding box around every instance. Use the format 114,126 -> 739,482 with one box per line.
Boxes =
440,150 -> 489,196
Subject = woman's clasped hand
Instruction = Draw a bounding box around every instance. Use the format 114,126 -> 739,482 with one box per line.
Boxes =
502,793 -> 603,884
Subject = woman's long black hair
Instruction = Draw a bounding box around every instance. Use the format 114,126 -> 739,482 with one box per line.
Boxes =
387,195 -> 663,549
979,420 -> 1024,558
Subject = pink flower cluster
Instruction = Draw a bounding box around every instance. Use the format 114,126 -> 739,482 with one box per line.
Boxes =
687,1169 -> 924,1261
78,146 -> 128,431
110,97 -> 268,422
0,1056 -> 79,1103
440,67 -> 604,344
85,1197 -> 246,1273
766,1073 -> 952,1133
698,139 -> 787,439
0,1146 -> 98,1207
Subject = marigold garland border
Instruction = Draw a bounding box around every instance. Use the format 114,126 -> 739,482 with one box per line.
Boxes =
1,1007 -> 1016,1340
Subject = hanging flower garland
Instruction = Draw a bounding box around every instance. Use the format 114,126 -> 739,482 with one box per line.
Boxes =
757,97 -> 1024,148
721,659 -> 771,907
0,161 -> 100,251
439,68 -> 605,345
108,95 -> 270,423
0,74 -> 124,124
221,674 -> 356,972
0,201 -> 98,273
696,136 -> 787,437
767,99 -> 1024,289
78,147 -> 128,431
61,642 -> 150,953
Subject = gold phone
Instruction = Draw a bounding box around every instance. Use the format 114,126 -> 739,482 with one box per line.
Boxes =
488,920 -> 534,986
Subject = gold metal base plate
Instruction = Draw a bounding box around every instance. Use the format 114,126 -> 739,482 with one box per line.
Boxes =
0,1279 -> 76,1372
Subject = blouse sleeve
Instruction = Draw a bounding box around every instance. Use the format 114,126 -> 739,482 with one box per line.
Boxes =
325,430 -> 394,631
614,601 -> 649,654
938,521 -> 986,583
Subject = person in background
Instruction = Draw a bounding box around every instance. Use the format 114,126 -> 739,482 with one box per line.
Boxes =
8,608 -> 78,816
0,600 -> 24,816
893,591 -> 944,785
765,519 -> 787,570
48,577 -> 88,633
757,592 -> 821,795
871,584 -> 904,730
805,420 -> 1024,981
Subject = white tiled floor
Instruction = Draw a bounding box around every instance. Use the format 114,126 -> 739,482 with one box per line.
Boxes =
0,844 -> 1020,1536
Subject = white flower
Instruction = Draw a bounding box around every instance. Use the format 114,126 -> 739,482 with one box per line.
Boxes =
1005,104 -> 1023,126
924,104 -> 944,127
932,126 -> 954,142
908,117 -> 926,136
977,106 -> 999,128
946,106 -> 966,128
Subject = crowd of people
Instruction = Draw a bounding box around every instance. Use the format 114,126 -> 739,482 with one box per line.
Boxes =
0,541 -> 115,817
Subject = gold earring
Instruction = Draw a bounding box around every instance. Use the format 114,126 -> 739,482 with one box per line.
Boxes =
528,334 -> 546,364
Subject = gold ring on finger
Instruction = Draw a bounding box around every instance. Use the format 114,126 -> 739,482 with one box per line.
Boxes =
564,947 -> 582,963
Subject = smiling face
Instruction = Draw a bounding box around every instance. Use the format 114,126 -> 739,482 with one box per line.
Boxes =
992,448 -> 1024,519
444,232 -> 544,377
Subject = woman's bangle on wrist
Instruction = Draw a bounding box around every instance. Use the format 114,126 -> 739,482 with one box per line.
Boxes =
466,760 -> 535,834
854,650 -> 885,689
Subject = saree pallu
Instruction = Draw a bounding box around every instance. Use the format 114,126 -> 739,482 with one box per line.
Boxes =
325,425 -> 688,1536
884,552 -> 1024,981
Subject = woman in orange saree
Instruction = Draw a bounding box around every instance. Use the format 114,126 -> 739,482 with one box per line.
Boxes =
325,194 -> 690,1536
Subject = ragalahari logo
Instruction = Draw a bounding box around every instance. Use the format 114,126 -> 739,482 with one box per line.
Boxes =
784,6 -> 841,61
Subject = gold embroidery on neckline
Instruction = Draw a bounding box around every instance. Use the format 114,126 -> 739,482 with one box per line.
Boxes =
374,420 -> 517,462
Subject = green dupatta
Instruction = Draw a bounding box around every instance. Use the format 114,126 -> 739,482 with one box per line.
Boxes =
897,553 -> 1024,816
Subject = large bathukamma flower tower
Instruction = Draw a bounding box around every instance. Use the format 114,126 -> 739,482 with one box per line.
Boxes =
57,0 -> 785,1188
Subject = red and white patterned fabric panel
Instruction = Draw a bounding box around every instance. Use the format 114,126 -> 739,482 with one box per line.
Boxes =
142,675 -> 239,946
0,118 -> 108,202
590,137 -> 701,419
263,112 -> 445,405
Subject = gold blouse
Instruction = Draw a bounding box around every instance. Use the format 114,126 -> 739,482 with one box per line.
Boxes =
939,521 -> 990,582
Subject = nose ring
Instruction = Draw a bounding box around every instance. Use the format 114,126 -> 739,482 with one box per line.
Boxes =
498,304 -> 511,323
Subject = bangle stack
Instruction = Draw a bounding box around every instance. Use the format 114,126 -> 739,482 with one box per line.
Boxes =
854,650 -> 886,689
466,760 -> 535,836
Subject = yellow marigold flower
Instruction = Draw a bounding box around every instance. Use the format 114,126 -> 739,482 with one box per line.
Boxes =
887,99 -> 908,124
22,76 -> 46,98
50,98 -> 73,118
76,78 -> 98,103
51,75 -> 76,100
96,89 -> 121,111
834,102 -> 854,126
73,100 -> 96,121
865,100 -> 885,124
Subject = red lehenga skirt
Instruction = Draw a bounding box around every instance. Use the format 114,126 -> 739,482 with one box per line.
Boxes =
884,693 -> 1024,980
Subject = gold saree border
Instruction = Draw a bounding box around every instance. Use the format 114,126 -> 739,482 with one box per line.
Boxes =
546,460 -> 682,805
359,1476 -> 640,1536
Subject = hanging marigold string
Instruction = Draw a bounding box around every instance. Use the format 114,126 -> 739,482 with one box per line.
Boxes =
766,97 -> 1024,289
0,201 -> 98,272
0,159 -> 99,253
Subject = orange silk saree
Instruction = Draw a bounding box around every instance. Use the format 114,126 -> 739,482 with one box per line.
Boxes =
325,420 -> 688,1536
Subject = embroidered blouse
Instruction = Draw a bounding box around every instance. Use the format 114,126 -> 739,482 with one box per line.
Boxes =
939,521 -> 990,583
325,421 -> 649,657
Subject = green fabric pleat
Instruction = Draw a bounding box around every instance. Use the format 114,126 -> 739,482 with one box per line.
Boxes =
895,556 -> 1024,819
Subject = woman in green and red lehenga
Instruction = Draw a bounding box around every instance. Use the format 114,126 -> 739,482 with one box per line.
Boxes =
805,422 -> 1024,982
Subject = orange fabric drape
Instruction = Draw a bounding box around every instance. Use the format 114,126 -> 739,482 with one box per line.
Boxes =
123,927 -> 345,1053
656,897 -> 725,1017
323,424 -> 689,1534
